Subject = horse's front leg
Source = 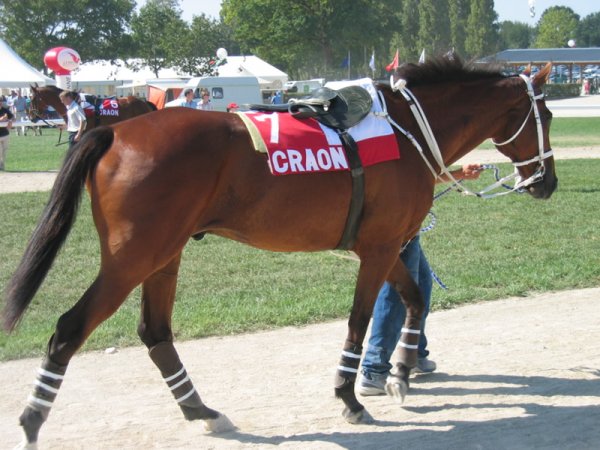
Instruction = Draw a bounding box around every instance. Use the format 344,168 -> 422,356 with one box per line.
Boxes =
381,255 -> 425,403
334,248 -> 400,424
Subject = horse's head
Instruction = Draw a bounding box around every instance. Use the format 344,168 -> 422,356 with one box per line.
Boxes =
29,84 -> 48,122
492,63 -> 557,199
29,85 -> 66,122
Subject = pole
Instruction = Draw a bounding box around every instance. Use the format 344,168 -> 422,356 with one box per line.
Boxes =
347,50 -> 351,79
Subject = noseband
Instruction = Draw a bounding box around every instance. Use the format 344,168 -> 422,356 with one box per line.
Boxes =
381,73 -> 553,198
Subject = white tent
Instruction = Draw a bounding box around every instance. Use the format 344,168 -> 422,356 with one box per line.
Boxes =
216,56 -> 288,90
67,55 -> 288,95
0,38 -> 56,88
70,59 -> 189,96
72,59 -> 186,84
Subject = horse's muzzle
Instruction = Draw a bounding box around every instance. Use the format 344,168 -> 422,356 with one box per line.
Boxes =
527,161 -> 558,199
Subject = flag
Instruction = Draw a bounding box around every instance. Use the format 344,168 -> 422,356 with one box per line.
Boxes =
418,49 -> 426,64
386,49 -> 399,72
369,51 -> 376,71
341,51 -> 350,69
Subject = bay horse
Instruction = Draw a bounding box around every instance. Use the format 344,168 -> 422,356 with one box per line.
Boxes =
4,57 -> 557,447
28,84 -> 156,132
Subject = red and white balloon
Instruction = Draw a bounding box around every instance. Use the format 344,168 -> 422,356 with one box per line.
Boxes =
44,47 -> 81,89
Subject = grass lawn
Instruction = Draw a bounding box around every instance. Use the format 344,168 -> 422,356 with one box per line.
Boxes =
477,117 -> 600,149
1,118 -> 599,361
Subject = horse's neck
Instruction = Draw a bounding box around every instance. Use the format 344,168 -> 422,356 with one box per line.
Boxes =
415,81 -> 516,167
46,92 -> 67,118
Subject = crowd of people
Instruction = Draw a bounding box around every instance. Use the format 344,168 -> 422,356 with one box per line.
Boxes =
176,88 -> 282,110
0,90 -> 43,136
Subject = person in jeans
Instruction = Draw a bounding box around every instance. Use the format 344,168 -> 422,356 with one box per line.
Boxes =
359,164 -> 482,395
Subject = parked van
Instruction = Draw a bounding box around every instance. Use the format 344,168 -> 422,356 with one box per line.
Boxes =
283,78 -> 325,94
165,76 -> 262,111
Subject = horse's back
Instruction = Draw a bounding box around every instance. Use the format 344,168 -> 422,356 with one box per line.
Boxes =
94,108 -> 431,252
95,109 -> 353,250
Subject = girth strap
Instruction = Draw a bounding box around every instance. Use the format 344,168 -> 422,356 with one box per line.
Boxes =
336,130 -> 364,250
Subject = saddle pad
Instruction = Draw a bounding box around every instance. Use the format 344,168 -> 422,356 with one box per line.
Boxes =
238,83 -> 399,176
98,98 -> 119,117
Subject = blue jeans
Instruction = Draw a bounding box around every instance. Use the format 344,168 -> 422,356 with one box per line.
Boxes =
361,235 -> 433,376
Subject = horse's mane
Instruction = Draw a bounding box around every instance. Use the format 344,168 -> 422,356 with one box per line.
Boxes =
396,55 -> 507,88
38,85 -> 63,94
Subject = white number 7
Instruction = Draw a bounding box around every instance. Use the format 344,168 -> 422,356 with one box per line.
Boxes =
253,113 -> 280,144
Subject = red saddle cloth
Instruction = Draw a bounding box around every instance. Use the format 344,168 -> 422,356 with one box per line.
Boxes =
98,98 -> 119,117
240,111 -> 400,176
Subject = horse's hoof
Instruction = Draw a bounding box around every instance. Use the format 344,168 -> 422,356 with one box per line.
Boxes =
385,377 -> 408,404
203,413 -> 236,433
14,439 -> 37,450
342,406 -> 374,424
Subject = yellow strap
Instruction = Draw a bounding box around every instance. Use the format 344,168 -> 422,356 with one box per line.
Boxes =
235,112 -> 267,154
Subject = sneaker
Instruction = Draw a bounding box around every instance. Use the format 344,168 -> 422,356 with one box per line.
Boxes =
357,371 -> 387,396
414,357 -> 437,374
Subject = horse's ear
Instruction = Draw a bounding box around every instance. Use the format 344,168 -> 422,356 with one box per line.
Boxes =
31,83 -> 38,91
522,64 -> 532,76
533,62 -> 552,87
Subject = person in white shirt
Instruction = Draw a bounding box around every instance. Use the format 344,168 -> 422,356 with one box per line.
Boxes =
59,91 -> 87,147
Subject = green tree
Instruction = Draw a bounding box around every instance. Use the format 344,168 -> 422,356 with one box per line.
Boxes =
222,0 -> 400,79
174,14 -> 235,76
0,0 -> 135,68
534,6 -> 579,48
577,12 -> 600,47
396,0 -> 419,62
448,0 -> 469,56
130,0 -> 188,77
498,21 -> 533,49
465,0 -> 498,57
417,0 -> 451,56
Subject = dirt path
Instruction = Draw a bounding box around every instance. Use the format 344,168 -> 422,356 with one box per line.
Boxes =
1,288 -> 599,449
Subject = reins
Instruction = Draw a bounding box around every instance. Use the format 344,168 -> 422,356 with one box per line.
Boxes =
29,97 -> 68,146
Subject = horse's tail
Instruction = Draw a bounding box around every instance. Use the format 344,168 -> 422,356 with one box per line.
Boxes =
2,127 -> 114,332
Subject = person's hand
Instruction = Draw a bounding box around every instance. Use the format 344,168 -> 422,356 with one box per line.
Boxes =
461,163 -> 483,180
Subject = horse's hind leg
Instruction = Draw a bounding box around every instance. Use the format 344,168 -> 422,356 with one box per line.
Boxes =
18,272 -> 137,447
138,253 -> 235,432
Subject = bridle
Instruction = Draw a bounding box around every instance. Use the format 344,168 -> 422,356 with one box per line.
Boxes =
489,74 -> 554,193
29,91 -> 70,145
29,93 -> 63,128
379,73 -> 554,199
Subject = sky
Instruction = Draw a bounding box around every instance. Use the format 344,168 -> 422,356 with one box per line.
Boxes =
137,0 -> 598,24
